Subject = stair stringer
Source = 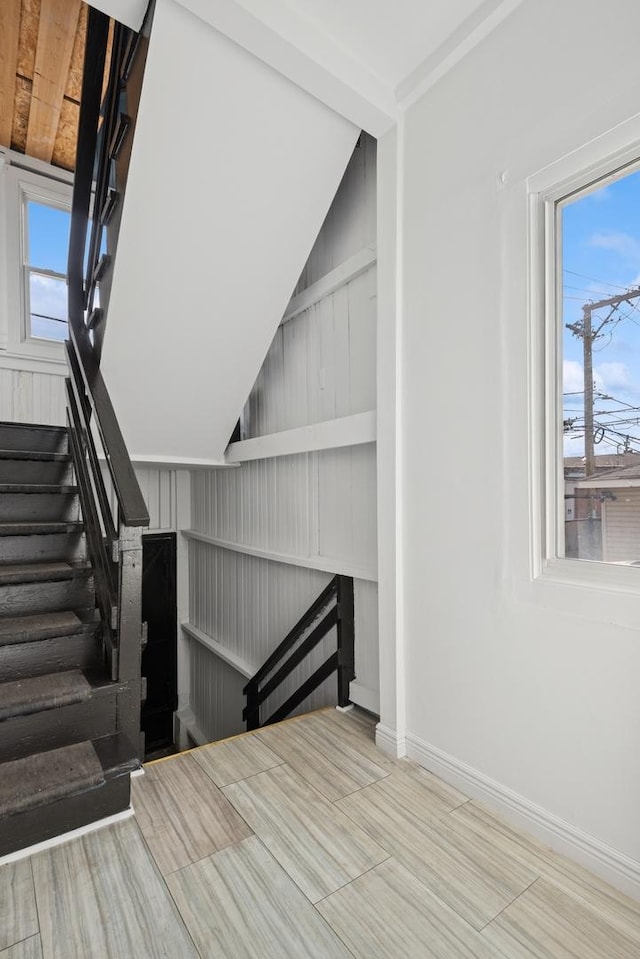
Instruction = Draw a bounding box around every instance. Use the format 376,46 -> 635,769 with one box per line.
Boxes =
101,0 -> 359,466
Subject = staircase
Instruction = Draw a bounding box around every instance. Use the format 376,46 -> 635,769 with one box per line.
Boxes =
0,422 -> 139,857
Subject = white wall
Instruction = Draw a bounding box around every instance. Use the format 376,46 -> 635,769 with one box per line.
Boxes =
396,0 -> 640,894
102,0 -> 358,465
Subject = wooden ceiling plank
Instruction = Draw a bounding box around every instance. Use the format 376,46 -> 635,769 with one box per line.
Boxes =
0,0 -> 22,148
26,0 -> 81,163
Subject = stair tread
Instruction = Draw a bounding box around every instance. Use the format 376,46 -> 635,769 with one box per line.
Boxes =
0,561 -> 90,585
0,669 -> 92,721
0,521 -> 83,536
0,610 -> 88,646
0,740 -> 104,818
0,484 -> 78,494
0,449 -> 70,462
0,421 -> 67,433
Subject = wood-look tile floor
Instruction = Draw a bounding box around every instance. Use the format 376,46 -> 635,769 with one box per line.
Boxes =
2,708 -> 640,958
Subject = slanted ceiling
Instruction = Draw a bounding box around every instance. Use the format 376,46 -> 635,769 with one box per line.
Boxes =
0,0 -> 112,171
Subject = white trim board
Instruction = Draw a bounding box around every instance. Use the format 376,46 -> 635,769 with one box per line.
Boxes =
406,732 -> 640,901
181,621 -> 256,679
0,807 -> 134,868
0,351 -> 67,376
282,247 -> 376,325
182,528 -> 378,582
226,411 -> 376,464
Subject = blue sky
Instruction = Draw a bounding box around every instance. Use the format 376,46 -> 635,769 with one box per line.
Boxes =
27,200 -> 71,341
562,167 -> 640,457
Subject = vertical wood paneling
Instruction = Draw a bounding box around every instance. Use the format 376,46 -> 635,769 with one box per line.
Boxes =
0,368 -> 66,425
103,464 -> 182,531
294,133 -> 377,293
190,643 -> 247,741
192,447 -> 376,572
242,265 -> 376,440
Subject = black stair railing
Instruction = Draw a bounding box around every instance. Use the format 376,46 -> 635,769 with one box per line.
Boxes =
243,576 -> 355,731
65,7 -> 149,754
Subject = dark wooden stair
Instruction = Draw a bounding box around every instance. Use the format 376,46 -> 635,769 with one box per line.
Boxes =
0,422 -> 140,857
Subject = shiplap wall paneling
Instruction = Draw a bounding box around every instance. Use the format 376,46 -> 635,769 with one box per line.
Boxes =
245,266 -> 376,439
191,446 -> 377,575
190,642 -> 247,742
189,540 -> 333,667
0,368 -> 66,425
317,443 -> 377,570
192,455 -> 312,556
102,465 -> 187,532
294,133 -> 376,294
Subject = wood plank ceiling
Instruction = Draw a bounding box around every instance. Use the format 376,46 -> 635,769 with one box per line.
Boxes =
0,0 -> 90,171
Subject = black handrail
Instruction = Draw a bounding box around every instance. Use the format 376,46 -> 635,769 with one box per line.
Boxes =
243,575 -> 355,730
67,6 -> 149,529
64,5 -> 150,750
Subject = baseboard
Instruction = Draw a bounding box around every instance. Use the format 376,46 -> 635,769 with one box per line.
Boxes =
375,722 -> 407,759
0,806 -> 134,868
406,732 -> 640,901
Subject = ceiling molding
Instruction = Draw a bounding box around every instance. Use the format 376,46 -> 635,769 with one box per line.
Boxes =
172,0 -> 525,134
174,0 -> 397,136
395,0 -> 526,109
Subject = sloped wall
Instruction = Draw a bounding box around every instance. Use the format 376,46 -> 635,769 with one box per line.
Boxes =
101,0 -> 359,465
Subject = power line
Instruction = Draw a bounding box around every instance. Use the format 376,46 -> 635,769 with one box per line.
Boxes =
563,268 -> 632,292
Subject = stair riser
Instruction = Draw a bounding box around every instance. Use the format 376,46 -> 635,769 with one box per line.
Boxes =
0,425 -> 68,454
0,493 -> 80,523
0,459 -> 73,484
0,775 -> 130,858
0,577 -> 95,618
0,688 -> 118,762
0,532 -> 87,564
0,633 -> 102,682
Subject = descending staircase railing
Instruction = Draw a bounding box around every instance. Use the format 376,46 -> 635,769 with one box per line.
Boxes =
243,575 -> 355,730
66,8 -> 149,753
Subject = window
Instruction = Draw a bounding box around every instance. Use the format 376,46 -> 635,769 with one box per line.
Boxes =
23,198 -> 71,343
0,158 -> 73,363
558,165 -> 640,564
529,120 -> 640,580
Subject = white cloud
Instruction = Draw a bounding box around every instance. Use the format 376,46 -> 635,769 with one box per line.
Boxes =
596,361 -> 632,392
563,359 -> 584,394
588,231 -> 640,265
30,273 -> 67,321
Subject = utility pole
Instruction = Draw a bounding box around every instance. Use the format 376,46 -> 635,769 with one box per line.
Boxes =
566,286 -> 640,476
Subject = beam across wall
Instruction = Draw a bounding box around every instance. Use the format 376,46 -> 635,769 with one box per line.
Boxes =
182,529 -> 377,583
225,410 -> 376,464
281,246 -> 376,326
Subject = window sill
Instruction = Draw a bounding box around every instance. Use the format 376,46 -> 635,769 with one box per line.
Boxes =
0,346 -> 67,376
539,556 -> 640,594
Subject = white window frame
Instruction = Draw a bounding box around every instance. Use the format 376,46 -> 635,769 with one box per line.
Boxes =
529,114 -> 640,593
0,151 -> 73,367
